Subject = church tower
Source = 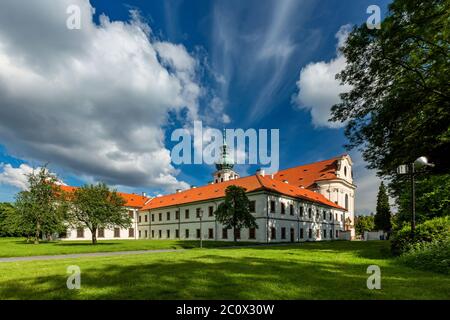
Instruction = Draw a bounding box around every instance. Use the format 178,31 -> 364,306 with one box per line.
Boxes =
213,130 -> 240,184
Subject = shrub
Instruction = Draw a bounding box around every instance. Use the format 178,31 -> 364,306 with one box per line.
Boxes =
398,238 -> 450,274
390,216 -> 450,256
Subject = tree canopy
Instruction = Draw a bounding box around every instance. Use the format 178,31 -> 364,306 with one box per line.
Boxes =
214,185 -> 257,242
331,0 -> 450,176
8,167 -> 68,243
69,183 -> 131,244
355,215 -> 375,236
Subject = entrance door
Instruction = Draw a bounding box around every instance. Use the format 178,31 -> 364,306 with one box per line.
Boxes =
290,228 -> 295,242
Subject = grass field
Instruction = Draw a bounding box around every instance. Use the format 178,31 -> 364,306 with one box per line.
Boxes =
0,237 -> 252,257
0,240 -> 449,299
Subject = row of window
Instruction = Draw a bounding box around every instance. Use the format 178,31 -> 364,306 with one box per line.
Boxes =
141,228 -> 257,240
76,228 -> 135,238
270,201 -> 343,222
269,227 -> 339,240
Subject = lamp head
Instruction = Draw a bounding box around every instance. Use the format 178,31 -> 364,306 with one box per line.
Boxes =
414,156 -> 435,168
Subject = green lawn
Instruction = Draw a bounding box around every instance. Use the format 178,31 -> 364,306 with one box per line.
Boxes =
0,240 -> 449,299
0,237 -> 253,257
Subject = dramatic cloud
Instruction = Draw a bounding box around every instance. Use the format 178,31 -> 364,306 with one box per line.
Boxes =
0,0 -> 203,191
294,25 -> 352,128
0,163 -> 65,190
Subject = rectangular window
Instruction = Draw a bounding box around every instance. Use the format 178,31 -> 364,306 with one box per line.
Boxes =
158,230 -> 162,238
300,228 -> 304,239
139,230 -> 142,238
281,227 -> 286,239
208,228 -> 214,239
167,230 -> 170,238
222,228 -> 228,239
158,213 -> 162,221
166,212 -> 170,221
330,229 -> 333,239
114,228 -> 120,238
196,208 -> 201,218
145,215 -> 148,222
323,211 -> 326,220
145,230 -> 148,238
129,228 -> 134,238
290,204 -> 294,215
176,229 -> 180,238
138,215 -> 142,223
308,228 -> 312,239
323,229 -> 326,238
128,211 -> 133,218
152,214 -> 155,222
249,228 -> 256,239
76,228 -> 84,238
176,210 -> 180,220
271,227 -> 276,240
300,206 -> 304,217
152,230 -> 154,238
336,230 -> 339,238
249,201 -> 256,213
185,229 -> 189,238
196,229 -> 201,239
281,203 -> 286,214
234,228 -> 241,240
329,212 -> 333,220
208,206 -> 214,217
308,208 -> 312,218
98,228 -> 104,238
185,209 -> 190,219
270,200 -> 276,213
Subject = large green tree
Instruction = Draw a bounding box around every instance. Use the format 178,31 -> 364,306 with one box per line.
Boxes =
214,185 -> 257,242
69,183 -> 131,244
10,167 -> 68,244
331,0 -> 450,176
355,215 -> 375,236
374,182 -> 392,232
0,203 -> 17,237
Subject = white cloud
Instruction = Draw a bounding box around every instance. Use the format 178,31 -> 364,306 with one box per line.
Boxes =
0,163 -> 65,190
0,0 -> 200,192
294,24 -> 352,128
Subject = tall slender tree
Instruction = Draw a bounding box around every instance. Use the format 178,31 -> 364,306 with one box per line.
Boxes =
214,185 -> 257,242
374,182 -> 392,232
10,167 -> 68,244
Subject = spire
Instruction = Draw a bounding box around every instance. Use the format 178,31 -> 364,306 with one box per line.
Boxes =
215,128 -> 234,171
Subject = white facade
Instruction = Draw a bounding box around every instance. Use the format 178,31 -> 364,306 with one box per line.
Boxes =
63,207 -> 140,241
139,191 -> 346,243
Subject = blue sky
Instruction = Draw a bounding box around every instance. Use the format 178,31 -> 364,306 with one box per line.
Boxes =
0,0 -> 391,213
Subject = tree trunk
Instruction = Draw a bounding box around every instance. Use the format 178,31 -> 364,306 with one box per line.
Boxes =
34,222 -> 40,244
91,228 -> 97,245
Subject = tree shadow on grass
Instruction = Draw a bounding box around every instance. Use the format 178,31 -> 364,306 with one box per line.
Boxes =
1,253 -> 448,300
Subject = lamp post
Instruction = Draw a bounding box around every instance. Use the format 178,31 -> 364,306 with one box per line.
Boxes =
199,209 -> 204,249
397,156 -> 435,238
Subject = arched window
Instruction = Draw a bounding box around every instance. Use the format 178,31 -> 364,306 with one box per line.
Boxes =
345,194 -> 349,210
344,166 -> 347,177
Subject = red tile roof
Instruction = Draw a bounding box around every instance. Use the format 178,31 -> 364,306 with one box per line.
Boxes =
141,174 -> 345,211
59,185 -> 149,208
273,156 -> 343,189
